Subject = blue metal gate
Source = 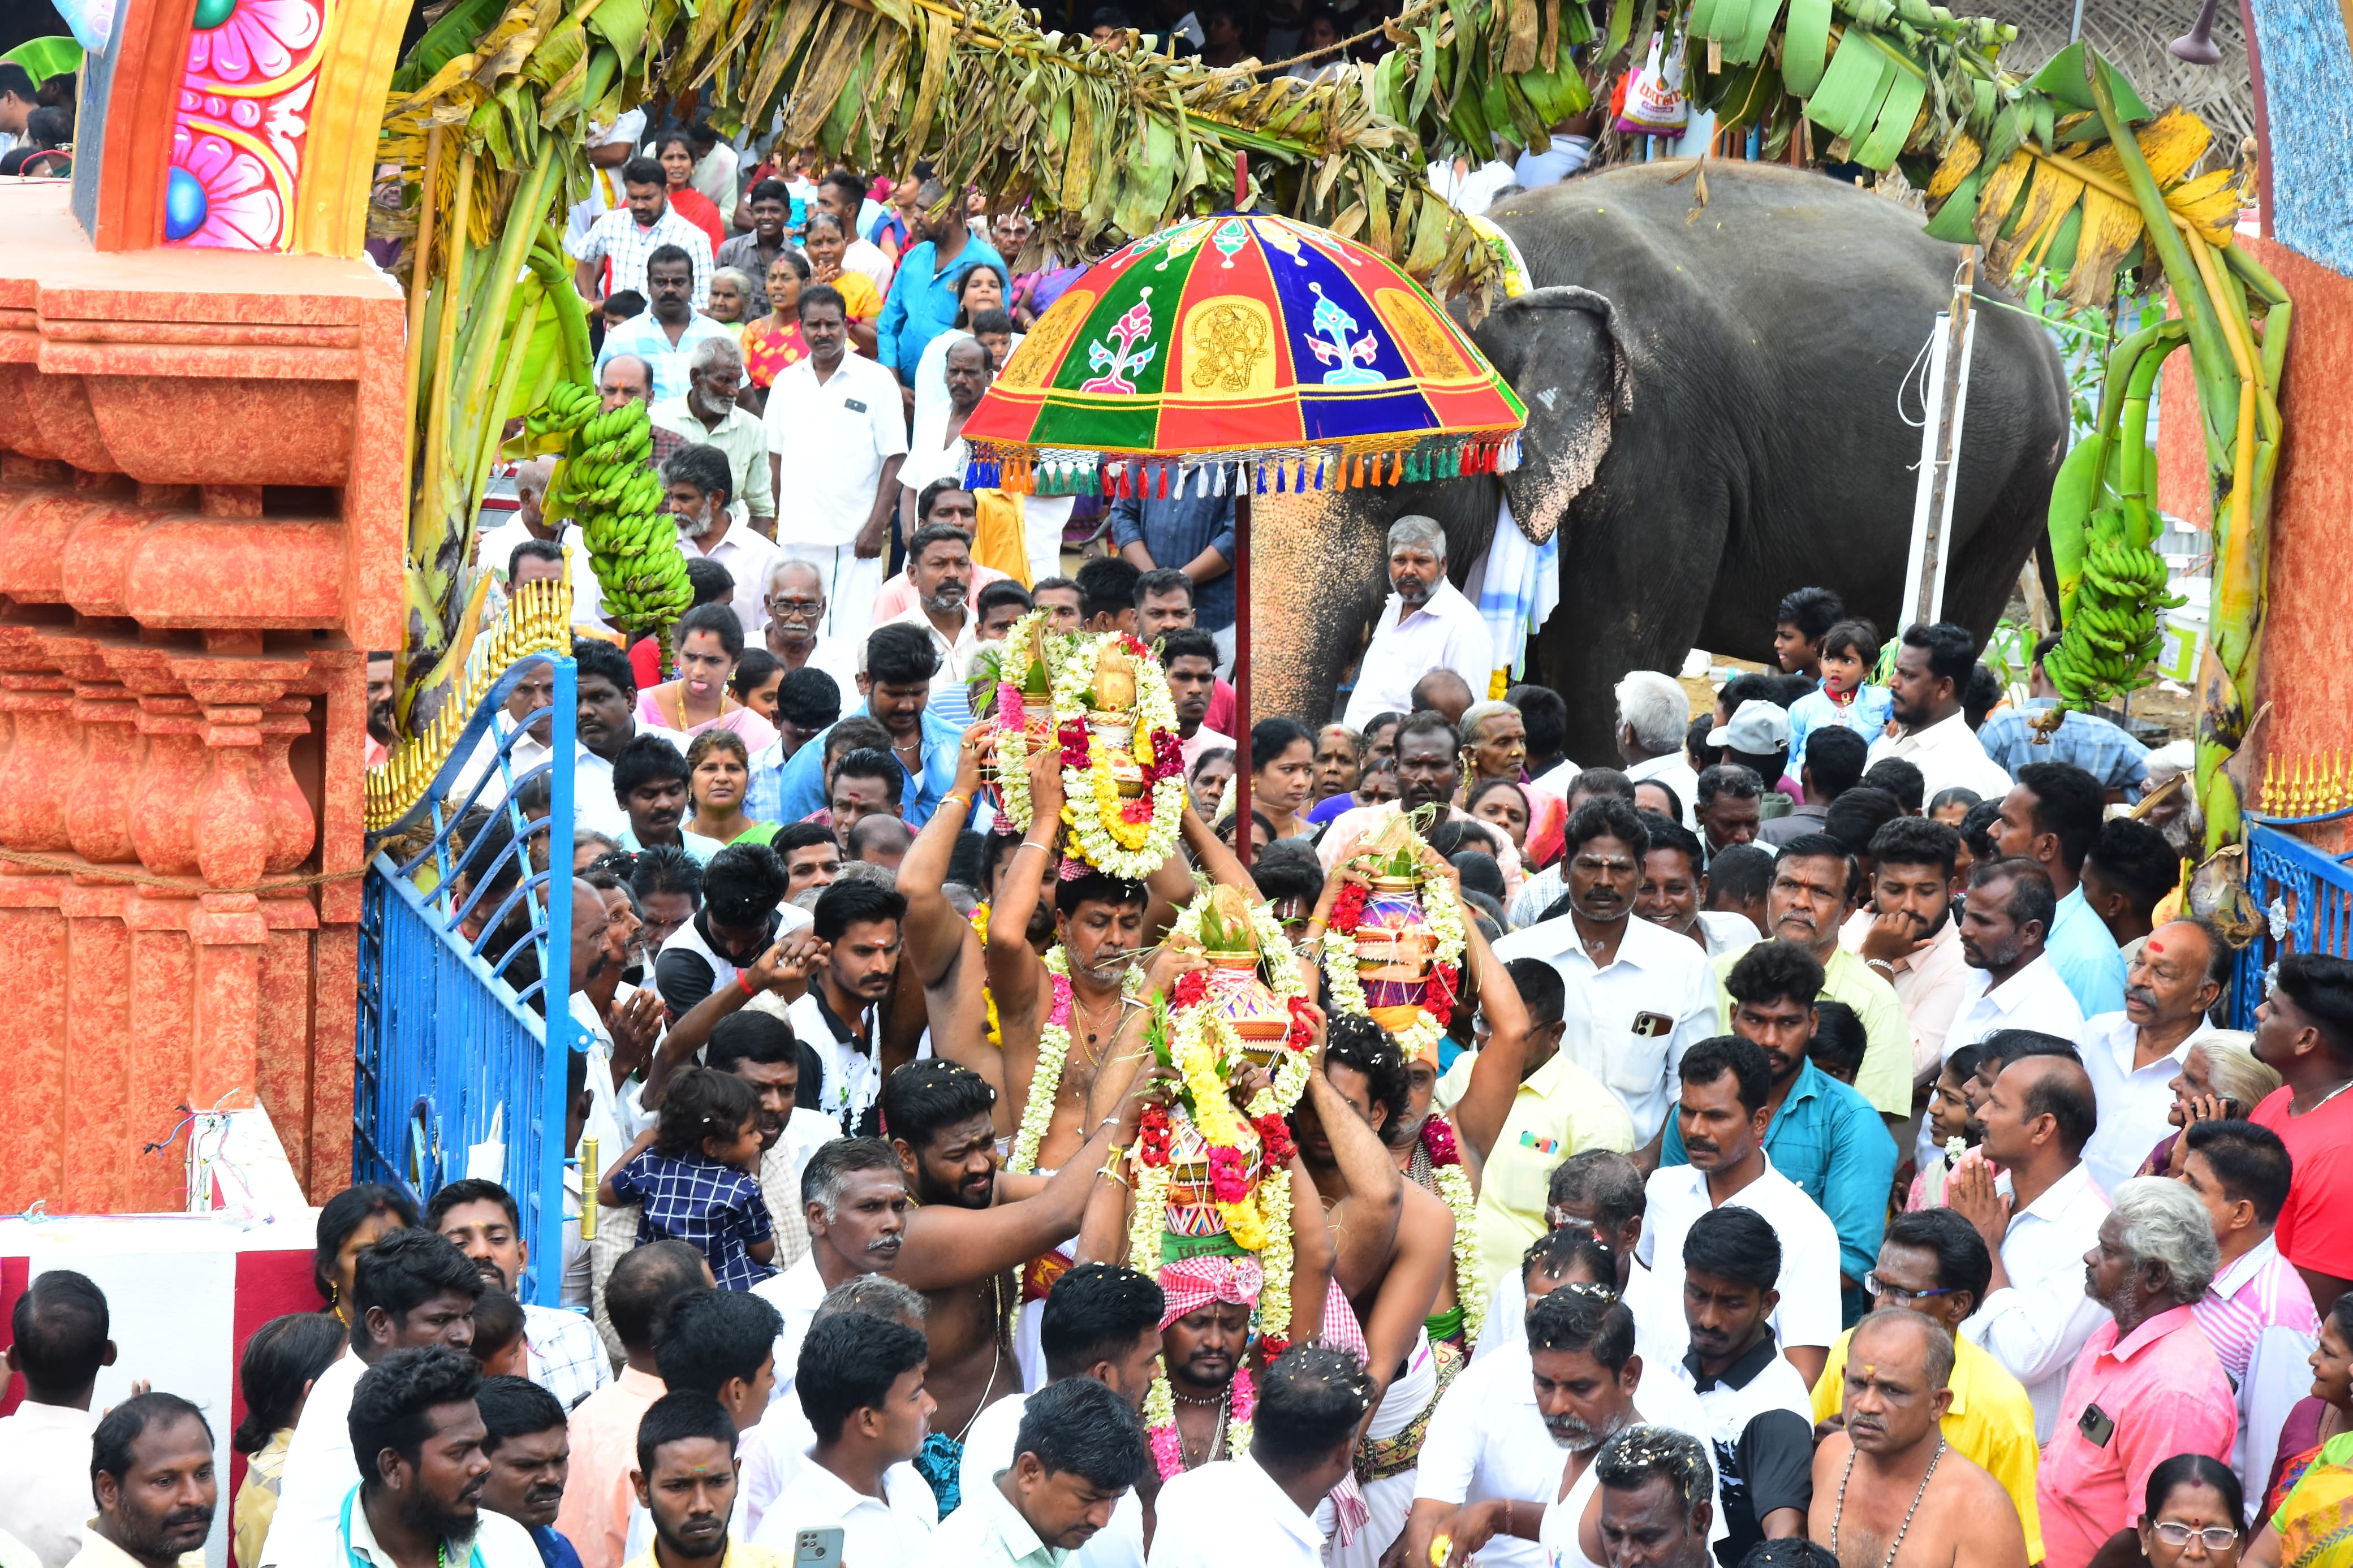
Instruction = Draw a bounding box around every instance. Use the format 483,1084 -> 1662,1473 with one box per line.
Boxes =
356,649 -> 579,1304
2230,823 -> 2353,1029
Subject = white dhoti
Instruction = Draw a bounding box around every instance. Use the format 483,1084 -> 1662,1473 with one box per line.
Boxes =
1325,1328 -> 1451,1568
1014,1242 -> 1077,1391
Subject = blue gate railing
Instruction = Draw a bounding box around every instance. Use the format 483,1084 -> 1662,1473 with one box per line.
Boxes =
2230,823 -> 2353,1029
356,650 -> 578,1304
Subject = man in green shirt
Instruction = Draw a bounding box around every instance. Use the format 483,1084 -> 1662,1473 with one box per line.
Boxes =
1716,833 -> 1914,1124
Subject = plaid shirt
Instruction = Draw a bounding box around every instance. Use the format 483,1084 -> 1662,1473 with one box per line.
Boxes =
612,1149 -> 776,1290
567,205 -> 715,310
1976,698 -> 2151,794
523,1303 -> 612,1411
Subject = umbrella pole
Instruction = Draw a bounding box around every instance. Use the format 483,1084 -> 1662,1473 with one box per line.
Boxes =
1227,150 -> 1255,865
1232,487 -> 1252,863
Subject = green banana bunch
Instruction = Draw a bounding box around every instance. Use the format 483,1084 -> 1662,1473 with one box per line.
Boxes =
532,384 -> 694,659
2044,509 -> 2179,706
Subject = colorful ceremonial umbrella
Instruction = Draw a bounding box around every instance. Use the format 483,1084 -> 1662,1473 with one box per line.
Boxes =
964,163 -> 1527,830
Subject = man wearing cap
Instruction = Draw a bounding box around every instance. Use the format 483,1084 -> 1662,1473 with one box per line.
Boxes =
1709,699 -> 1796,823
1341,516 -> 1492,731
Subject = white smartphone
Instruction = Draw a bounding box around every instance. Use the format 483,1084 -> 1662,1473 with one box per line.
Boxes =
794,1527 -> 846,1568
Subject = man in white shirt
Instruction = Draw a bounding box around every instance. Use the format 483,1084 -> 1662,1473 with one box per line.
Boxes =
426,1180 -> 611,1410
1338,516 -> 1491,731
749,1139 -> 911,1417
816,170 -> 898,296
568,155 -> 714,309
665,444 -> 785,640
1661,1206 -> 1820,1565
1494,797 -> 1721,1150
1613,671 -> 1702,828
1399,1279 -> 1724,1568
1865,622 -> 2014,803
937,1376 -> 1152,1566
764,287 -> 908,646
759,558 -> 866,699
1636,1038 -> 1843,1388
1146,1346 -> 1374,1568
957,1263 -> 1165,1568
748,1314 -> 937,1557
2077,918 -> 2231,1195
262,1231 -> 485,1565
0,1270 -> 113,1568
874,521 -> 985,708
1946,1052 -> 2111,1440
1946,860 -> 2087,1062
594,252 -> 732,405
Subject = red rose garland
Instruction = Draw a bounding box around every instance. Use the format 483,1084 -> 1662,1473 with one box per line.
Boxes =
1424,960 -> 1461,1027
1138,1104 -> 1174,1167
1058,719 -> 1092,768
1174,970 -> 1208,1009
1420,1113 -> 1462,1167
1328,882 -> 1369,934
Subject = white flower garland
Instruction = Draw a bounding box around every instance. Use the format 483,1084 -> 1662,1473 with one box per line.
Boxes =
1049,630 -> 1187,880
1317,860 -> 1468,1064
1430,1156 -> 1486,1346
1007,944 -> 1146,1177
989,607 -> 1059,835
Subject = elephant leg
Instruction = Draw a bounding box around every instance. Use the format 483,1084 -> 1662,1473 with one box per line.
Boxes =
1541,476 -> 1729,764
1248,491 -> 1397,726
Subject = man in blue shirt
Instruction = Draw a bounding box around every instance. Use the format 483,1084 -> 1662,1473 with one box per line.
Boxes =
473,1374 -> 588,1567
747,621 -> 964,827
1976,633 -> 2152,797
1985,759 -> 2129,1017
874,176 -> 1007,401
1665,938 -> 1895,1321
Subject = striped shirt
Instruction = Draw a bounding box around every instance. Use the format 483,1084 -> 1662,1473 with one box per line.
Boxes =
567,204 -> 716,310
2193,1235 -> 2322,1520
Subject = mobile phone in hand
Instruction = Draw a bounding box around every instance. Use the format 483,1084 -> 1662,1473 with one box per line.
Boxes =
795,1528 -> 845,1568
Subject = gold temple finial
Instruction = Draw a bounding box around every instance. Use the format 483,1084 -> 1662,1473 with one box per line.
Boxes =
2262,754 -> 2277,814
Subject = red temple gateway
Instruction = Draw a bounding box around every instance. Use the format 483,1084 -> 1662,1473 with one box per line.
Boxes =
0,180 -> 402,1210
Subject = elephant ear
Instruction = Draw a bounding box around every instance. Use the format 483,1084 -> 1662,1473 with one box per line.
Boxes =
1473,285 -> 1632,545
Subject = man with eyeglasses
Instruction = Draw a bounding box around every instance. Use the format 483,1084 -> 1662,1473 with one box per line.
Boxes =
1805,1208 -> 2046,1561
759,558 -> 861,694
1490,796 -> 1718,1168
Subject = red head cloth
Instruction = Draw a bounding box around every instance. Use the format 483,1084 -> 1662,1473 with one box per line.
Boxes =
1157,1254 -> 1265,1331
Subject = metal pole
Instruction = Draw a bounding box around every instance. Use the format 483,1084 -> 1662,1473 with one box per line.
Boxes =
1901,252 -> 1979,628
536,654 -> 576,1306
1232,485 -> 1253,857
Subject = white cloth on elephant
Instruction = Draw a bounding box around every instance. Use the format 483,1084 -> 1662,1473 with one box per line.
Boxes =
1320,1329 -> 1443,1568
1462,498 -> 1561,690
1339,576 -> 1493,731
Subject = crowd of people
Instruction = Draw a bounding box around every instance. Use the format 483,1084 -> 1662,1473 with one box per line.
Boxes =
13,88 -> 2312,1568
113,499 -> 2353,1568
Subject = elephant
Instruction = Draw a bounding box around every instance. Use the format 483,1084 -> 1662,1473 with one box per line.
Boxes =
1251,159 -> 2071,764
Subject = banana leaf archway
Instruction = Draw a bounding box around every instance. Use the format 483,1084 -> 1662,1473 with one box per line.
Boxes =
376,0 -> 2284,859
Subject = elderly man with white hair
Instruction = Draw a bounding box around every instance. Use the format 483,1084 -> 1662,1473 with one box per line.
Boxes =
1340,515 -> 1493,731
2033,1177 -> 2236,1568
1614,668 -> 1700,828
652,333 -> 777,543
